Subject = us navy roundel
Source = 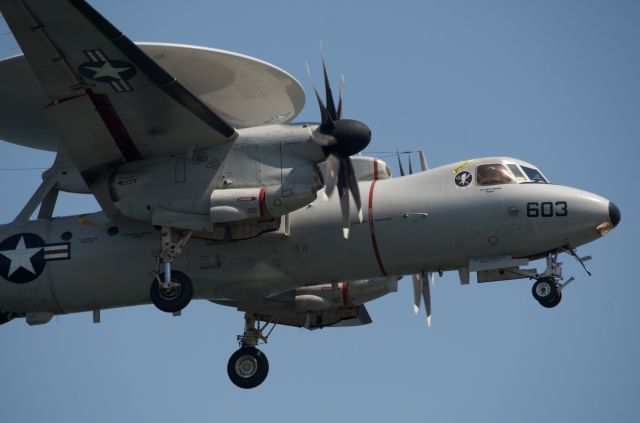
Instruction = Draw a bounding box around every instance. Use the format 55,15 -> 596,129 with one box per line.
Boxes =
0,233 -> 70,284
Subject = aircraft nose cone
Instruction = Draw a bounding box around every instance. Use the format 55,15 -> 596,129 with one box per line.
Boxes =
609,201 -> 621,228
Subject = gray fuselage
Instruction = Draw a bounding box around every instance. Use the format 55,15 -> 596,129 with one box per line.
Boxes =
0,157 -> 614,317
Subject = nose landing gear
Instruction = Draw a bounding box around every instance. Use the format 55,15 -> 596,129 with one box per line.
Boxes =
227,313 -> 277,389
530,255 -> 565,308
532,277 -> 562,308
530,251 -> 590,308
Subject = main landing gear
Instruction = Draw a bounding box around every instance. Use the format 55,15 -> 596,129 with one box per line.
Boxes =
227,313 -> 277,389
150,227 -> 194,313
529,251 -> 590,308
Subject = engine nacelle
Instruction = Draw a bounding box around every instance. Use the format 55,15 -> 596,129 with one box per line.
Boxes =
109,140 -> 323,231
209,185 -> 316,223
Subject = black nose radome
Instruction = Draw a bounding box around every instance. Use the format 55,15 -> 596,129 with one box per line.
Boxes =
609,202 -> 621,228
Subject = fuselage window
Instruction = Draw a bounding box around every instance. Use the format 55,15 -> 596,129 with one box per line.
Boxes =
476,164 -> 514,185
507,164 -> 528,182
521,166 -> 548,183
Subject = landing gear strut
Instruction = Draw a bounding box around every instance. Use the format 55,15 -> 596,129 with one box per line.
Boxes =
227,313 -> 277,389
150,227 -> 193,313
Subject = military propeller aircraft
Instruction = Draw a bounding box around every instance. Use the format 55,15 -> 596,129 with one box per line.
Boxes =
0,0 -> 621,389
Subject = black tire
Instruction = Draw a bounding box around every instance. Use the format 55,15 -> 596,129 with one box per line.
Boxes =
227,347 -> 269,389
540,290 -> 562,308
532,278 -> 559,303
150,270 -> 193,313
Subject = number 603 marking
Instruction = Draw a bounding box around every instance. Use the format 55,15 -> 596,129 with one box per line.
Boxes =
526,201 -> 568,217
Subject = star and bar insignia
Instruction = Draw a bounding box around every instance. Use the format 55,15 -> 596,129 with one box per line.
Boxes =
0,233 -> 71,284
78,49 -> 137,93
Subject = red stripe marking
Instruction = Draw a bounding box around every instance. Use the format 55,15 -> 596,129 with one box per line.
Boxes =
94,50 -> 106,61
117,80 -> 130,92
86,50 -> 99,61
368,181 -> 387,276
373,158 -> 379,180
86,89 -> 141,162
110,81 -> 123,92
258,188 -> 266,217
341,282 -> 349,306
44,249 -> 68,255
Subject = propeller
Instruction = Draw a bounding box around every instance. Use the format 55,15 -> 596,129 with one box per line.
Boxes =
396,149 -> 406,177
307,58 -> 372,239
412,271 -> 434,327
396,150 -> 417,176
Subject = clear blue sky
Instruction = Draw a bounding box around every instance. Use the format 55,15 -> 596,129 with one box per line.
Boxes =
0,1 -> 638,421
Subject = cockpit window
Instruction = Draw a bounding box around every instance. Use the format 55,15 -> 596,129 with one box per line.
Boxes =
521,166 -> 548,183
507,164 -> 528,182
476,164 -> 514,186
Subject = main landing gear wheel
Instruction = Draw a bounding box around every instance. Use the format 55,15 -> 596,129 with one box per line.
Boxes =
227,347 -> 269,389
532,278 -> 561,308
150,270 -> 193,313
227,313 -> 277,388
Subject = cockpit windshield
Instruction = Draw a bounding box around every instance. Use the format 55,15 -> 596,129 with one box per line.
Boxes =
476,164 -> 514,185
521,166 -> 548,183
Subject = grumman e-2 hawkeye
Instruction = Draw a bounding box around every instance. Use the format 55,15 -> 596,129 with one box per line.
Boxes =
0,0 -> 620,388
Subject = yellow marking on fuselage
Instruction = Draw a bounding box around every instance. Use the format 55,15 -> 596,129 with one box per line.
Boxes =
76,216 -> 101,229
452,160 -> 475,174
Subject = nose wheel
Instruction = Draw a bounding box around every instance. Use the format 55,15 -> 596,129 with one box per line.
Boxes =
532,277 -> 562,308
227,313 -> 277,389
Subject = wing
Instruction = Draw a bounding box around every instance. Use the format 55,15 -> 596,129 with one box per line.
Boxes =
0,0 -> 237,212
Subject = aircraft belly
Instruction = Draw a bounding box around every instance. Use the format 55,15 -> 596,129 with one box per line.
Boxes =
186,236 -> 296,301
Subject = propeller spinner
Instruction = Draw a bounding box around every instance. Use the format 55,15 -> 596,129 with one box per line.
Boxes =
307,59 -> 372,239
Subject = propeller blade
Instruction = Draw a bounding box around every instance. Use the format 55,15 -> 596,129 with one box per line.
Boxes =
322,58 -> 337,120
345,158 -> 362,222
338,159 -> 351,238
306,62 -> 334,130
422,274 -> 432,327
337,74 -> 344,119
408,153 -> 414,175
412,273 -> 423,315
325,154 -> 340,197
396,149 -> 405,177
